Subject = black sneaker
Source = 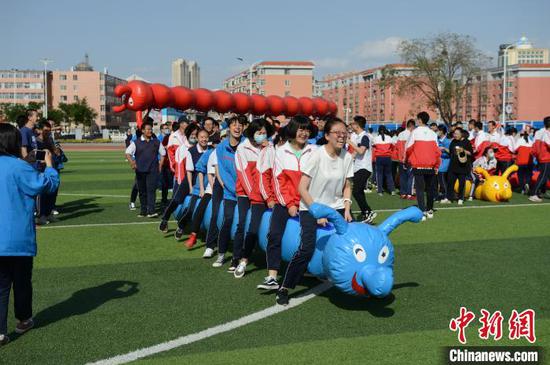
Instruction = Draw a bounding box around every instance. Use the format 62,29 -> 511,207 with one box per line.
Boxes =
227,259 -> 239,273
276,288 -> 289,306
15,318 -> 34,335
159,220 -> 168,233
174,228 -> 184,240
257,276 -> 279,290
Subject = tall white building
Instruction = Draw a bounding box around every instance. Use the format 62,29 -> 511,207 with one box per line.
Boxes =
498,36 -> 549,67
171,58 -> 200,88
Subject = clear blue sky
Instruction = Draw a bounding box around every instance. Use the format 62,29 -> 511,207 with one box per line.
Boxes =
2,0 -> 549,88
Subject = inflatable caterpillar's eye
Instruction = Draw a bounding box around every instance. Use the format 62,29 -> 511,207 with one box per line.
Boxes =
128,97 -> 134,106
353,244 -> 366,263
378,245 -> 389,264
503,182 -> 509,189
492,182 -> 500,190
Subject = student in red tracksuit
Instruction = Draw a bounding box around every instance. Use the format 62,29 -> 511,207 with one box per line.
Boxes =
495,127 -> 516,175
233,118 -> 275,278
257,116 -> 316,290
529,117 -> 550,202
514,131 -> 533,194
405,111 -> 441,220
473,121 -> 490,160
372,125 -> 395,195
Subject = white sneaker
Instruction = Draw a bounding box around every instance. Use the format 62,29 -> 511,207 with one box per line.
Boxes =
234,261 -> 247,278
364,188 -> 372,193
52,209 -> 59,216
426,210 -> 434,219
528,195 -> 543,203
458,199 -> 464,205
202,248 -> 215,258
421,214 -> 427,222
212,254 -> 225,267
440,198 -> 450,204
129,202 -> 136,211
468,196 -> 473,201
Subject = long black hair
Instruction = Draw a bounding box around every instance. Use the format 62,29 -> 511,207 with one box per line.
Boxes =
378,125 -> 388,141
0,123 -> 22,158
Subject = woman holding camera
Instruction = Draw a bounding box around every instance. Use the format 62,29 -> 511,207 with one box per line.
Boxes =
446,127 -> 473,205
0,124 -> 59,346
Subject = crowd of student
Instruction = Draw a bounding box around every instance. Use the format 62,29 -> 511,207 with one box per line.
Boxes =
125,112 -> 550,305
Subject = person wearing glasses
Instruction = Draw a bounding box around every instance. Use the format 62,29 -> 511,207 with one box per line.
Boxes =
276,117 -> 353,305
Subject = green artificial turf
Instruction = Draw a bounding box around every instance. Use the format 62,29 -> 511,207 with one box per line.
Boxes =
1,150 -> 549,365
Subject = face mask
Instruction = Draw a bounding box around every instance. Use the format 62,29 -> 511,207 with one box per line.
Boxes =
254,134 -> 267,144
189,137 -> 197,145
163,129 -> 170,135
487,151 -> 495,159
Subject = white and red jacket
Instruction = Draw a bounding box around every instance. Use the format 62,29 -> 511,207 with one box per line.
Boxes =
372,134 -> 394,159
235,138 -> 263,203
488,129 -> 503,149
167,130 -> 188,173
532,128 -> 550,163
514,137 -> 533,166
394,129 -> 411,163
273,142 -> 317,208
474,130 -> 491,159
405,126 -> 441,169
257,144 -> 276,204
174,144 -> 193,185
495,134 -> 515,162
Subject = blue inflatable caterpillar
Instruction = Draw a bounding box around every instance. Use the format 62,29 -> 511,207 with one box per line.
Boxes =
176,199 -> 422,298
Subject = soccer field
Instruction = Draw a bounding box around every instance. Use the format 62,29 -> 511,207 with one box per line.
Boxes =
2,150 -> 549,364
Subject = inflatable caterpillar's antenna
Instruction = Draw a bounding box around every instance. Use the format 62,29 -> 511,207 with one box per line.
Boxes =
502,164 -> 518,179
309,203 -> 348,234
379,206 -> 423,236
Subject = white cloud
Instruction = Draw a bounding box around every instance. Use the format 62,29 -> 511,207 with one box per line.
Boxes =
314,57 -> 350,69
352,36 -> 404,61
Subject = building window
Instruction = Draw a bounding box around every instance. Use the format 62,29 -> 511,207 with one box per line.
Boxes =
284,69 -> 290,75
73,75 -> 78,81
73,95 -> 79,101
284,79 -> 291,87
60,85 -> 67,91
284,91 -> 291,96
60,74 -> 67,80
73,85 -> 78,91
60,95 -> 67,101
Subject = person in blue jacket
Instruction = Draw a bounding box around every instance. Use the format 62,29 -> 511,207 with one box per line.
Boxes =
0,124 -> 59,346
436,125 -> 451,202
212,115 -> 247,270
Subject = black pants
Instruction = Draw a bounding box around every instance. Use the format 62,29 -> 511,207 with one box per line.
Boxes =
266,204 -> 290,271
130,180 -> 138,203
352,169 -> 372,214
241,202 -> 266,260
160,167 -> 173,204
0,257 -> 33,335
399,163 -> 413,195
233,197 -> 251,261
205,181 -> 223,249
376,157 -> 395,193
529,162 -> 550,196
496,160 -> 513,175
136,170 -> 159,215
38,189 -> 56,217
517,165 -> 533,191
413,170 -> 436,212
161,180 -> 189,221
189,193 -> 211,234
447,171 -> 467,201
218,199 -> 237,255
437,172 -> 448,199
282,209 -> 344,290
177,194 -> 199,229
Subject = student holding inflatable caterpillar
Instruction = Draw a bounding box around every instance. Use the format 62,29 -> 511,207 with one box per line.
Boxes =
277,117 -> 353,306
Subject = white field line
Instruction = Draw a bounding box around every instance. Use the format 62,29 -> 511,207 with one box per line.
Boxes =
40,202 -> 550,230
87,281 -> 333,365
58,193 -> 129,198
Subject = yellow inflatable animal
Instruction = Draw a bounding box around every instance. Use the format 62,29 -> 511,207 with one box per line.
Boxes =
472,165 -> 518,202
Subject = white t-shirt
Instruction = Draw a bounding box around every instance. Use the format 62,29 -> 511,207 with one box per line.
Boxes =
300,146 -> 354,211
351,130 -> 372,172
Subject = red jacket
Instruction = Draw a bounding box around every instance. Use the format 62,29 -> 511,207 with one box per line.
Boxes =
514,138 -> 533,166
474,130 -> 491,160
495,135 -> 515,162
273,142 -> 317,208
405,126 -> 441,169
257,145 -> 276,204
373,135 -> 393,159
395,129 -> 411,163
236,138 -> 263,203
533,129 -> 550,163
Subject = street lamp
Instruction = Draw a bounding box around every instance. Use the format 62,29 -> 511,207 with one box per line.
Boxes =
501,44 -> 514,124
39,58 -> 52,118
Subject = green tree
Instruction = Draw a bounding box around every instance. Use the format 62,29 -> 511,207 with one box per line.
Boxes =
58,98 -> 98,128
0,102 -> 43,124
396,32 -> 489,125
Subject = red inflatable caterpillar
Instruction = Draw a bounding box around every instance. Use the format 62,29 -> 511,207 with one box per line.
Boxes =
113,81 -> 337,127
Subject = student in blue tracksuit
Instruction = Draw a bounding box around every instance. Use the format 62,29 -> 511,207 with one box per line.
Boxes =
0,124 -> 60,345
174,128 -> 209,240
212,115 -> 247,270
436,125 -> 451,201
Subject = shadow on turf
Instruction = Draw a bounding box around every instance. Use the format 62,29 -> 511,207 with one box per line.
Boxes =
7,280 -> 139,341
56,198 -> 104,221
